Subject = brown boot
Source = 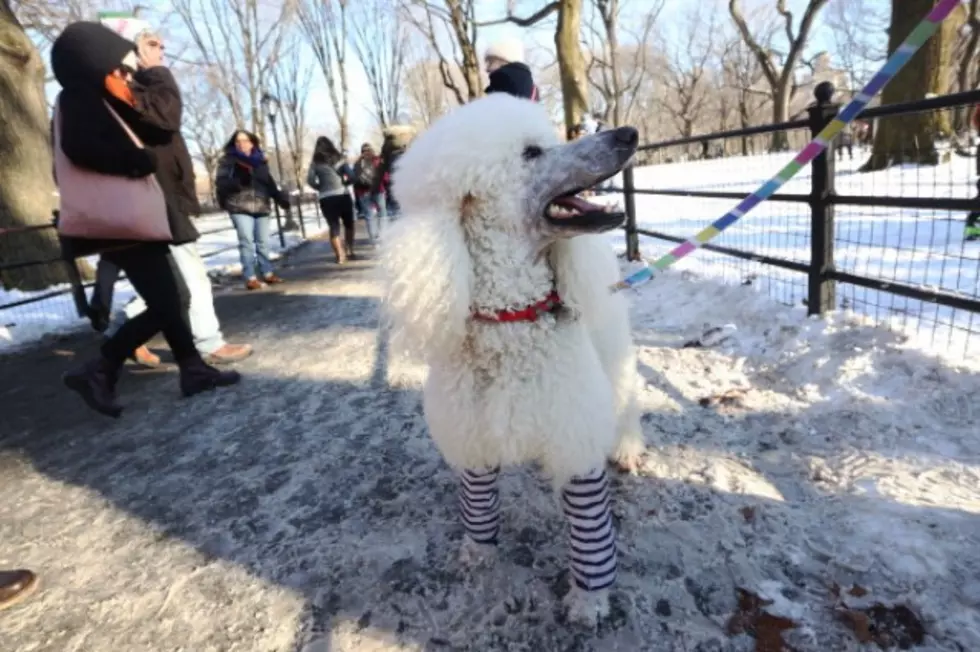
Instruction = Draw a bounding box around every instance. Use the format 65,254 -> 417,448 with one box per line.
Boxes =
204,343 -> 253,365
262,273 -> 284,285
330,236 -> 347,264
179,357 -> 241,397
63,356 -> 123,418
130,345 -> 160,368
245,277 -> 263,291
0,569 -> 38,612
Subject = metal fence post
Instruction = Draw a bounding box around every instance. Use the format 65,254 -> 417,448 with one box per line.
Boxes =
806,82 -> 839,316
623,164 -> 640,261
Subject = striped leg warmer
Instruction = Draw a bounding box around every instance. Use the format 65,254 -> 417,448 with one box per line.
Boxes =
561,467 -> 617,591
458,466 -> 501,545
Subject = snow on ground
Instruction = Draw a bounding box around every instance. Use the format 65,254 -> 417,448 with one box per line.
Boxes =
603,146 -> 980,354
617,264 -> 980,651
1,240 -> 977,651
0,205 -> 323,353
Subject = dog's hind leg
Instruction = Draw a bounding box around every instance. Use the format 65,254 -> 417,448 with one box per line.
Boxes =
457,466 -> 500,567
560,467 -> 616,627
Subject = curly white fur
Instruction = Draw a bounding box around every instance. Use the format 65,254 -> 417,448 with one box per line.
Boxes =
380,94 -> 644,487
380,94 -> 644,627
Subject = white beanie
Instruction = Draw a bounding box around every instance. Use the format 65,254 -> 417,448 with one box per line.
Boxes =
484,37 -> 525,65
98,12 -> 154,43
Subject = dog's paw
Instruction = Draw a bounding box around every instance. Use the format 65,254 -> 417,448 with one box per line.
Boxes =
458,536 -> 498,568
563,585 -> 611,628
609,433 -> 646,475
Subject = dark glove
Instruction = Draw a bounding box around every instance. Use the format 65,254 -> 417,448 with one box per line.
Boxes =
276,193 -> 291,210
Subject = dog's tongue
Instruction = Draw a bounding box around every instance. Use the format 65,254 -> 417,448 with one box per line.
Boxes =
552,195 -> 603,215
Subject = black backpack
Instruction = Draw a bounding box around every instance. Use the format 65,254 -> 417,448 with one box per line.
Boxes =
353,159 -> 376,188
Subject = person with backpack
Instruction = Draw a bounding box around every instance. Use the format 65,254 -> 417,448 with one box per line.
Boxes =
373,126 -> 414,218
352,143 -> 385,242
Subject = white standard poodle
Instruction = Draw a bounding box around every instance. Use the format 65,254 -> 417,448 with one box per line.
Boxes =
380,94 -> 645,627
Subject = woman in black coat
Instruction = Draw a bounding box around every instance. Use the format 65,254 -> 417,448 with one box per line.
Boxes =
52,21 -> 238,417
215,130 -> 290,290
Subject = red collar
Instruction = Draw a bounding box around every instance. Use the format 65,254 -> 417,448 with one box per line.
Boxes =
472,290 -> 563,323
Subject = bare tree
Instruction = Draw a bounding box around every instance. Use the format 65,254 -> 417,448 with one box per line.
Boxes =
728,0 -> 829,150
403,56 -> 457,126
720,31 -> 771,156
400,0 -> 482,104
172,0 -> 293,144
823,0 -> 887,96
349,0 -> 409,128
180,63 -> 238,204
585,0 -> 661,127
661,3 -> 718,141
0,0 -> 71,290
270,34 -> 314,192
296,0 -> 350,152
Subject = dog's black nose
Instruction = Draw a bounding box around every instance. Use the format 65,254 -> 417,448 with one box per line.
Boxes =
615,127 -> 639,147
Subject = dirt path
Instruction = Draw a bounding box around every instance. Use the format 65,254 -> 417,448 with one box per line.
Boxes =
1,240 -> 977,652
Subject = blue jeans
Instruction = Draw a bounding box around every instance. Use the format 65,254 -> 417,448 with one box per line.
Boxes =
230,213 -> 273,280
356,193 -> 387,240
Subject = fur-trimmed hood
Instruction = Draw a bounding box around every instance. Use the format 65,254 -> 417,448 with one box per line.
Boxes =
382,125 -> 416,150
51,21 -> 138,90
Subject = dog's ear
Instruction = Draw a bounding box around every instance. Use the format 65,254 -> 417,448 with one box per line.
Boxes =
380,209 -> 473,361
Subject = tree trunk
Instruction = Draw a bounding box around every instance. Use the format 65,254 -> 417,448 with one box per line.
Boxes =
861,0 -> 954,172
953,1 -> 978,131
0,2 -> 81,291
555,0 -> 588,137
770,84 -> 791,151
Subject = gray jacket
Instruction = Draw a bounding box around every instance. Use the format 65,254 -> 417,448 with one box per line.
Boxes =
306,160 -> 353,199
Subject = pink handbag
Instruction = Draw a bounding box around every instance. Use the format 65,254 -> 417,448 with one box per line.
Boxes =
54,98 -> 172,242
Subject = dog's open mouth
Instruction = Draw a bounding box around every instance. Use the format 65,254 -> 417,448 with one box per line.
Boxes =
544,174 -> 626,232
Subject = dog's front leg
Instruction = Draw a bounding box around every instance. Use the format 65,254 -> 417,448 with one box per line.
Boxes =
561,467 -> 616,627
457,466 -> 500,567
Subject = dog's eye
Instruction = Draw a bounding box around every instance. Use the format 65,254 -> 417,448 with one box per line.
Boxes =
522,145 -> 543,161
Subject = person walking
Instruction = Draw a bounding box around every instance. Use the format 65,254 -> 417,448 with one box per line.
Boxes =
351,143 -> 386,241
307,136 -> 357,262
215,130 -> 291,290
52,21 -> 239,417
373,126 -> 414,217
90,21 -> 252,364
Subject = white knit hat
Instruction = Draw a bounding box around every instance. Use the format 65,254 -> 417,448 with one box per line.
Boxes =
484,37 -> 525,65
98,12 -> 154,43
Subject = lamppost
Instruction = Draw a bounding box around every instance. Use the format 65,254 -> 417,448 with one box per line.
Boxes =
260,93 -> 302,240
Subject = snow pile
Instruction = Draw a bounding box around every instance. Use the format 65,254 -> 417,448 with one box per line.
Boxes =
619,265 -> 980,650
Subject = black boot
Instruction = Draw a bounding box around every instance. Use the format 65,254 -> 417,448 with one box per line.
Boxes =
63,357 -> 123,418
179,357 -> 241,398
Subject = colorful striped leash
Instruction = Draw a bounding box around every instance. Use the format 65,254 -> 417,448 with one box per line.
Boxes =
612,0 -> 961,292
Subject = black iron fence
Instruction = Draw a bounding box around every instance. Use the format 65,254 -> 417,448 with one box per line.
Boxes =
620,85 -> 980,354
0,198 -> 323,346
